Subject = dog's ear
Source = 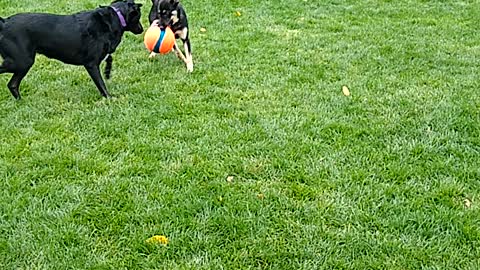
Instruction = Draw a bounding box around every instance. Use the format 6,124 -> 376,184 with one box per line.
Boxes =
169,0 -> 179,8
127,0 -> 142,8
126,2 -> 143,13
89,8 -> 114,35
94,8 -> 112,19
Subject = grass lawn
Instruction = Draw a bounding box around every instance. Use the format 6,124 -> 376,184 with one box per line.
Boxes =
1,0 -> 480,269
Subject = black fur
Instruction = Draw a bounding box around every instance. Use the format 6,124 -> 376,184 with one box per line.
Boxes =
148,0 -> 193,72
0,0 -> 143,99
104,54 -> 113,79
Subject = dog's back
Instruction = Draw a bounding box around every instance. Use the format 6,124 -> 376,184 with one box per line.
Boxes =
1,12 -> 95,64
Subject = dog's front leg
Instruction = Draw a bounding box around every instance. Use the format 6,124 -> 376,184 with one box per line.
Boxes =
85,64 -> 111,98
175,28 -> 193,72
173,41 -> 187,62
183,38 -> 193,72
7,72 -> 28,100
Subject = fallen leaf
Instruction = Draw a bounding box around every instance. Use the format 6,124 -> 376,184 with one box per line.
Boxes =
342,85 -> 350,96
146,235 -> 169,245
257,193 -> 265,200
218,196 -> 223,202
200,27 -> 207,32
226,175 -> 234,183
235,11 -> 242,17
464,198 -> 472,208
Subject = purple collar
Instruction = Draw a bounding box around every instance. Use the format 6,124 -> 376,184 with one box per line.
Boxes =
111,6 -> 127,28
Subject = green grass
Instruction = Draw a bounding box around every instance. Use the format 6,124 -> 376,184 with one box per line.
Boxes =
1,0 -> 480,269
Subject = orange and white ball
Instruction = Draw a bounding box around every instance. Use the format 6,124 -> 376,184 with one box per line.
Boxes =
144,23 -> 175,54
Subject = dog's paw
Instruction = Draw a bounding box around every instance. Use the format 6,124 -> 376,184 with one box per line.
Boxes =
148,52 -> 157,58
186,61 -> 193,72
151,19 -> 160,27
174,50 -> 183,59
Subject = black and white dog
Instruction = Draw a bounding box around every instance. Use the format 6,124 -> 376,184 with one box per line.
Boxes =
0,0 -> 143,99
149,0 -> 193,72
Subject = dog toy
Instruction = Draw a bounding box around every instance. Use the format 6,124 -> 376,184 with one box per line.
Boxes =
144,24 -> 175,54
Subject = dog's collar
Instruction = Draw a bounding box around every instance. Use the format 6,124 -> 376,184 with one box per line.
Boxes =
111,6 -> 127,28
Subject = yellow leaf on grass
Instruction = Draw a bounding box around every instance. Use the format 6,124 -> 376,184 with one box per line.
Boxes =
146,235 -> 169,245
226,175 -> 234,183
342,85 -> 350,96
235,11 -> 242,17
464,198 -> 472,208
200,27 -> 207,32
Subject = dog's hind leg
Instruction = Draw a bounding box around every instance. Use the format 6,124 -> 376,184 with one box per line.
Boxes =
104,54 -> 113,79
85,64 -> 111,98
7,72 -> 28,100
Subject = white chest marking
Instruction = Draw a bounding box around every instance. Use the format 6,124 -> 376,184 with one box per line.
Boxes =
175,27 -> 188,40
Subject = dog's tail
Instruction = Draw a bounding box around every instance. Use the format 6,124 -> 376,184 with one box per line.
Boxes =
104,54 -> 113,79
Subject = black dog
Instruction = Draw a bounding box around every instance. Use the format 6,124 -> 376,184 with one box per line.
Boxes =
149,0 -> 193,72
0,0 -> 143,99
